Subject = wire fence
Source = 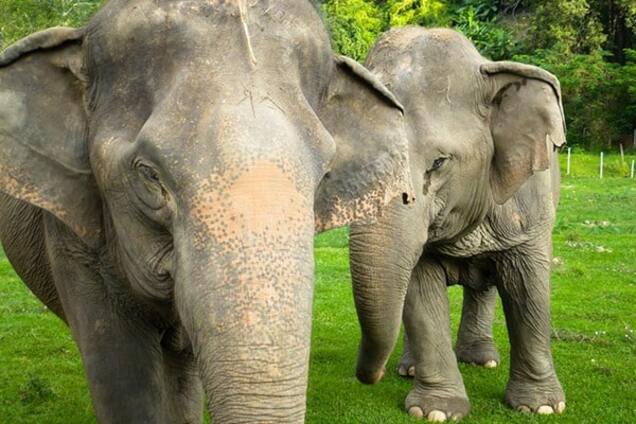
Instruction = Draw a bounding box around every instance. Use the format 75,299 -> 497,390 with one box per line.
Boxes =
562,147 -> 636,179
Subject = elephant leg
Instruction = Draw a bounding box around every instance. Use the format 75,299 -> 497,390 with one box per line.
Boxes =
403,256 -> 470,421
43,217 -> 182,423
455,285 -> 500,368
397,331 -> 416,377
161,343 -> 204,423
495,242 -> 565,415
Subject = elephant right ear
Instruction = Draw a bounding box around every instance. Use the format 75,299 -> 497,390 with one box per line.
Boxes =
0,28 -> 102,246
482,61 -> 567,205
314,55 -> 414,233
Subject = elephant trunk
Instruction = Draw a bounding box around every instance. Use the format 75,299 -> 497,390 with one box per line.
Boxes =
174,164 -> 316,423
349,200 -> 425,384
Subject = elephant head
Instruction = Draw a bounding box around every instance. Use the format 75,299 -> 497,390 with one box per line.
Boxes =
0,1 -> 413,421
350,27 -> 566,384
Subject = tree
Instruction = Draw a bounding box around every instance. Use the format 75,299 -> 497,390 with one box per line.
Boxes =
385,0 -> 450,27
526,0 -> 606,55
322,0 -> 384,60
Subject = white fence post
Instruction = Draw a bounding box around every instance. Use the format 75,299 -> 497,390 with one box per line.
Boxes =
631,160 -> 635,179
620,143 -> 625,163
600,152 -> 604,179
567,147 -> 572,176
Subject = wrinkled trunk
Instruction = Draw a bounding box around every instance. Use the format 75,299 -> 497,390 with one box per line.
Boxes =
174,166 -> 316,423
349,199 -> 426,384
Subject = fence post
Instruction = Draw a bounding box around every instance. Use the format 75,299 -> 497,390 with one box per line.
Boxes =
620,143 -> 625,163
600,152 -> 604,179
566,148 -> 572,176
632,160 -> 635,179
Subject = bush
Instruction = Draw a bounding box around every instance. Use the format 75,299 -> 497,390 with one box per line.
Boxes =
322,0 -> 384,61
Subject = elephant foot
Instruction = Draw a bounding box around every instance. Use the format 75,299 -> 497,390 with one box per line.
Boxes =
505,376 -> 565,415
397,349 -> 416,377
356,366 -> 385,385
405,386 -> 470,422
455,339 -> 500,368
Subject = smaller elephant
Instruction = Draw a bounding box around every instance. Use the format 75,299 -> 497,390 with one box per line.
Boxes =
349,27 -> 567,421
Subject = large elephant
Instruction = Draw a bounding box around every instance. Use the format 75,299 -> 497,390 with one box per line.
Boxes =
349,27 -> 566,421
0,1 -> 414,422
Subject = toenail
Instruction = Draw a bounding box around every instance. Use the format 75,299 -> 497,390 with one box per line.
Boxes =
408,406 -> 424,418
408,366 -> 415,376
537,405 -> 554,415
517,405 -> 531,413
427,410 -> 447,422
484,360 -> 497,368
556,401 -> 566,413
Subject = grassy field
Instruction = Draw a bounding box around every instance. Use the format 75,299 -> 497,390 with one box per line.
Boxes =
1,151 -> 635,424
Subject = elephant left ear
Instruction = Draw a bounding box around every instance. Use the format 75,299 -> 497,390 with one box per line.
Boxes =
482,61 -> 567,204
314,55 -> 414,233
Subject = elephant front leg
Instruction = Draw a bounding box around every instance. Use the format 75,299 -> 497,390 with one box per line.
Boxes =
455,285 -> 500,368
403,256 -> 470,421
161,332 -> 204,424
495,244 -> 565,415
45,220 -> 200,423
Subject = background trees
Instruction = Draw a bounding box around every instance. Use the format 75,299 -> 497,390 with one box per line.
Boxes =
321,0 -> 636,150
0,0 -> 634,149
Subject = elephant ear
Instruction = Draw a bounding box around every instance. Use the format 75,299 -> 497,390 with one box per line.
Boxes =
0,27 -> 102,246
315,55 -> 414,232
482,61 -> 567,204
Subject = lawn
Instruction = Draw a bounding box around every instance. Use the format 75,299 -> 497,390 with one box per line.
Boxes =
1,150 -> 635,423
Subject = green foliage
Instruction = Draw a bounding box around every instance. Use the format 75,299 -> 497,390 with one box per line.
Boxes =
322,0 -> 384,61
526,0 -> 606,55
452,4 -> 519,60
385,0 -> 450,27
0,0 -> 634,149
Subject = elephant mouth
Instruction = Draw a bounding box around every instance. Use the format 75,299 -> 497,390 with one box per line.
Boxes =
153,242 -> 174,282
428,201 -> 448,237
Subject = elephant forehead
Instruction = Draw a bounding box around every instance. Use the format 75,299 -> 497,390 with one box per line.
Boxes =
93,0 -> 328,64
189,161 -> 313,250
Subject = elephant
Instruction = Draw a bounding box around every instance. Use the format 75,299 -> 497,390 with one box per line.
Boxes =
348,27 -> 566,421
0,1 -> 415,422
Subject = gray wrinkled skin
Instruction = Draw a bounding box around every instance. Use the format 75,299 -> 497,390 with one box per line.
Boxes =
0,1 -> 414,423
349,27 -> 566,421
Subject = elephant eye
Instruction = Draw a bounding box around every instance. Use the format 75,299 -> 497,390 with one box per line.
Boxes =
430,157 -> 448,171
138,164 -> 161,184
133,161 -> 169,214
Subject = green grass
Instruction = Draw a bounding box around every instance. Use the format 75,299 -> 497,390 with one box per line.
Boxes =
0,0 -> 102,49
1,155 -> 635,423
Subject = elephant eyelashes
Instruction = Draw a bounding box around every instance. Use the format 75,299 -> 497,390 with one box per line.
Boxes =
430,157 -> 448,172
138,164 -> 161,184
133,162 -> 168,213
